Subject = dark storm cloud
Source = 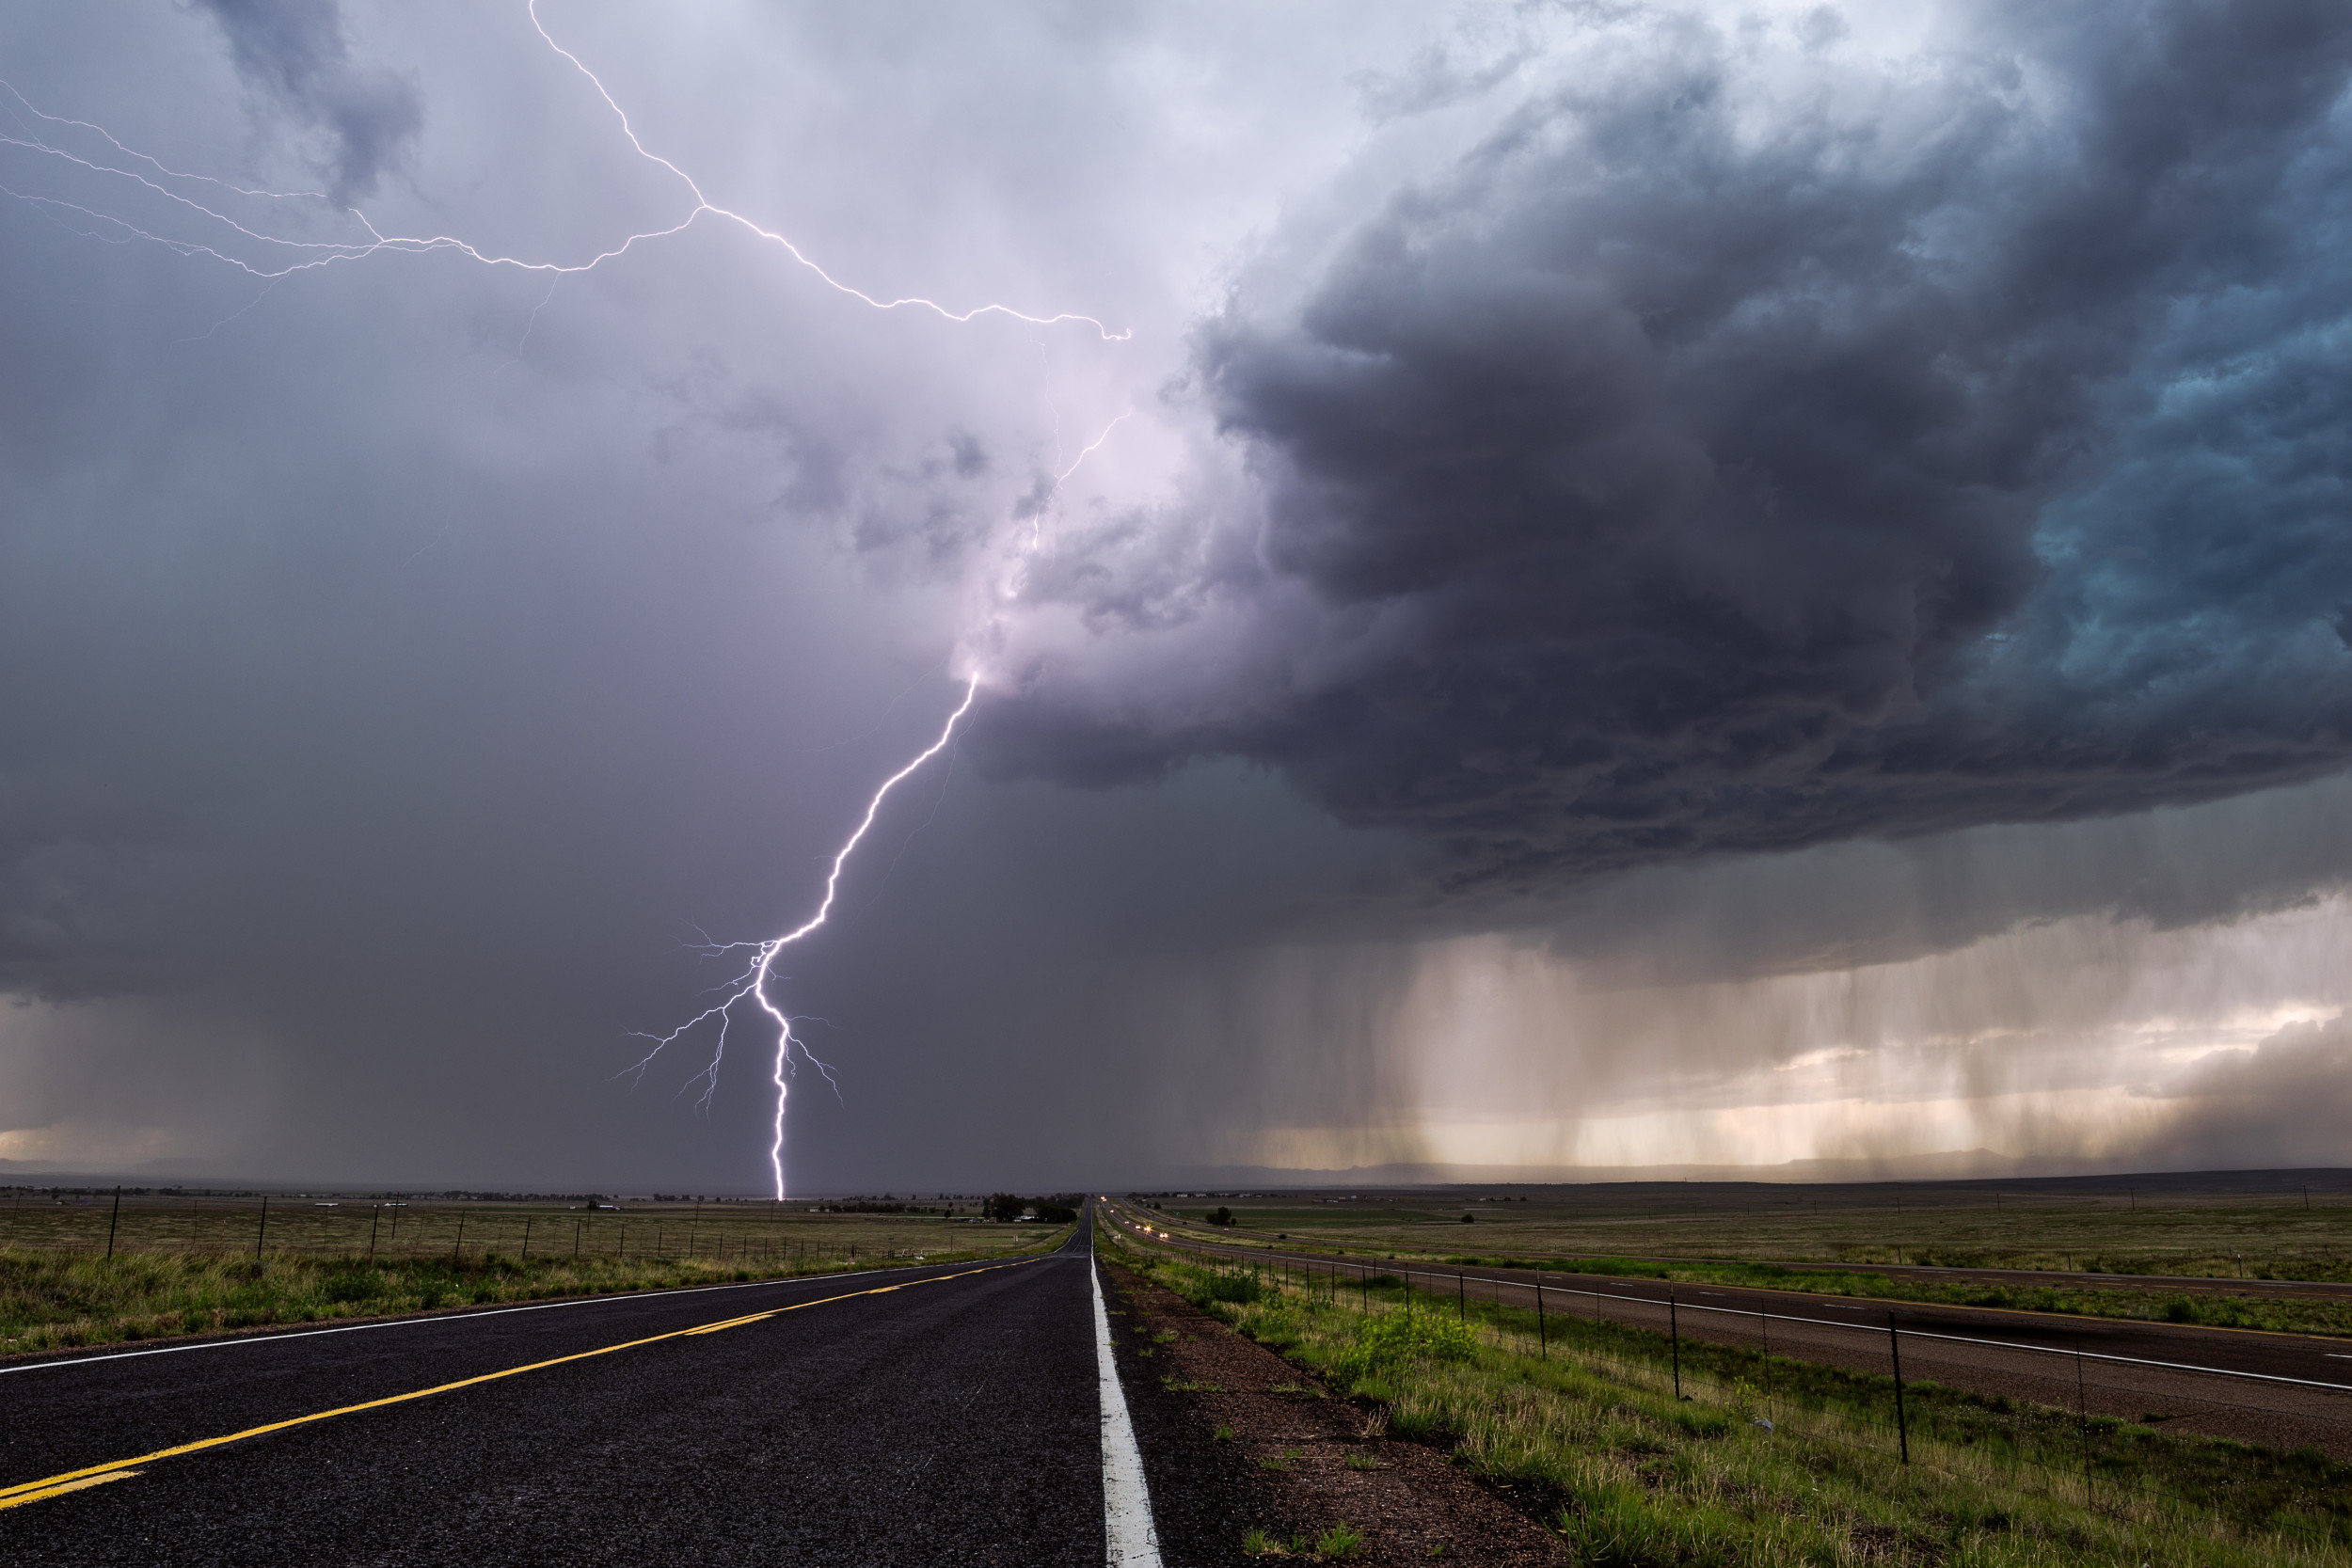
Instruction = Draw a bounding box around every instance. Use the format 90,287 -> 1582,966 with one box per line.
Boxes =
992,0 -> 2352,888
197,0 -> 420,200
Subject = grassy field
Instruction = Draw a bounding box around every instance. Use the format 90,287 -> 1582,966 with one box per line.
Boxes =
1105,1230 -> 2352,1567
0,1193 -> 1068,1356
1136,1176 -> 2352,1282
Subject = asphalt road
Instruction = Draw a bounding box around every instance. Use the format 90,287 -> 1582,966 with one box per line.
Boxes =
1,1232 -> 1113,1566
1107,1207 -> 2352,1458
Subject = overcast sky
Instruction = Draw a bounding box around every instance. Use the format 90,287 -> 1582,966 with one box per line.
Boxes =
4,0 -> 2350,1192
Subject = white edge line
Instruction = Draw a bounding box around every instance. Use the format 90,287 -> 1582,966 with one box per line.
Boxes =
0,1254 -> 1035,1379
1091,1216 -> 1163,1568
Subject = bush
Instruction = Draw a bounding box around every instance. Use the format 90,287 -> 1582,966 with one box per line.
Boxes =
1203,1271 -> 1266,1305
1327,1307 -> 1478,1386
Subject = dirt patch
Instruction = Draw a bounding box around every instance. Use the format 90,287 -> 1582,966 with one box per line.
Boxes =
1104,1261 -> 1566,1566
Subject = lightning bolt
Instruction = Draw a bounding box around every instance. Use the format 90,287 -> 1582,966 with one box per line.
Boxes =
0,5 -> 1129,338
8,6 -> 1132,1196
626,675 -> 978,1197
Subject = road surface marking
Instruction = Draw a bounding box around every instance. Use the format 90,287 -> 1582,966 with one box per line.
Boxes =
0,1256 -> 1023,1379
1092,1229 -> 1162,1568
0,1259 -> 1037,1511
0,1471 -> 139,1509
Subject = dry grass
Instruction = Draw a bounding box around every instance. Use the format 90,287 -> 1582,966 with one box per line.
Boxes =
0,1220 -> 1070,1356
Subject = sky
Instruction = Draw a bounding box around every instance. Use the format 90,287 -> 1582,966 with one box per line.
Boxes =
3,0 -> 2351,1193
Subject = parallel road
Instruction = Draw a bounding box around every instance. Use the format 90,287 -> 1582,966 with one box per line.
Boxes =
1104,1205 -> 2352,1458
1,1230 -> 1136,1566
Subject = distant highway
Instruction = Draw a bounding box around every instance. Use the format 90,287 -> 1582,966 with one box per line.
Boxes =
1104,1203 -> 2352,1458
0,1224 -> 1160,1566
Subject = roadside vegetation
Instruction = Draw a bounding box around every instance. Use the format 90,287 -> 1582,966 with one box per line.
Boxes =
1132,1185 -> 2352,1337
1135,1184 -> 2352,1288
1439,1253 -> 2352,1339
1105,1232 -> 2352,1567
0,1222 -> 1072,1357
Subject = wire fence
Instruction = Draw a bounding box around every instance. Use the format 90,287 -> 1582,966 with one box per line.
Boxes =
0,1190 -> 1016,1269
1119,1213 -> 2352,1528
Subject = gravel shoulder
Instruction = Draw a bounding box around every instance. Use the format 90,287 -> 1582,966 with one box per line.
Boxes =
1102,1259 -> 1565,1566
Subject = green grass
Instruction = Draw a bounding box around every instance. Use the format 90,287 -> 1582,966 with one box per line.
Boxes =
1110,1236 -> 2352,1567
1136,1181 -> 2352,1285
1314,1522 -> 1366,1559
0,1225 -> 1072,1356
1425,1253 -> 2352,1338
1121,1184 -> 2352,1338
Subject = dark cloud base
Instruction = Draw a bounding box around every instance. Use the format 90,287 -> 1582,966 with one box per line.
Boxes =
992,0 -> 2352,891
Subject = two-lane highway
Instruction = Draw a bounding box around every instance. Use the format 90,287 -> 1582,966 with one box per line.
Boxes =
3,1233 -> 1121,1565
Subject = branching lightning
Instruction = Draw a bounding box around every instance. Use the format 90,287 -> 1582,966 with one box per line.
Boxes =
3,4 -> 1132,1196
0,3 -> 1128,339
626,676 -> 979,1198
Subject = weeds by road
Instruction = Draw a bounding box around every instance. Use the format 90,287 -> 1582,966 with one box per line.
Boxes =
0,1227 -> 1072,1357
1107,1233 -> 2352,1567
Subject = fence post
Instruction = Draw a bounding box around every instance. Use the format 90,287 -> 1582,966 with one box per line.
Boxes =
1535,1275 -> 1546,1357
2076,1337 -> 2091,1506
575,1220 -> 581,1259
522,1218 -> 532,1259
1457,1270 -> 1465,1323
369,1205 -> 381,1261
1669,1291 -> 1681,1400
256,1196 -> 269,1260
105,1186 -> 122,1260
1887,1312 -> 1909,1464
453,1212 -> 465,1262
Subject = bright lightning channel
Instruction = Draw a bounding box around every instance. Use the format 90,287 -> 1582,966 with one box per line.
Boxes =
0,4 -> 1128,339
628,676 -> 977,1200
5,5 -> 1132,1196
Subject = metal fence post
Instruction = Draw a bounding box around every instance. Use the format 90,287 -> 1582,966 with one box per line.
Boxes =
453,1212 -> 465,1263
369,1204 -> 381,1261
105,1186 -> 121,1260
1669,1291 -> 1681,1400
1535,1275 -> 1546,1357
255,1195 -> 268,1260
2076,1337 -> 2092,1506
1887,1312 -> 1909,1464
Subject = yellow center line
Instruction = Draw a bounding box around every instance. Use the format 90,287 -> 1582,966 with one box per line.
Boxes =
0,1259 -> 1035,1511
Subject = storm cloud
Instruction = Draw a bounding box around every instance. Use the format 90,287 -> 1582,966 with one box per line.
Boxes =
988,0 -> 2352,888
197,0 -> 421,201
4,2 -> 2351,1189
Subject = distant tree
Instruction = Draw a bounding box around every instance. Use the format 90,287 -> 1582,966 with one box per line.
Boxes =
985,1193 -> 1024,1223
1211,1206 -> 1234,1227
1461,1213 -> 1476,1223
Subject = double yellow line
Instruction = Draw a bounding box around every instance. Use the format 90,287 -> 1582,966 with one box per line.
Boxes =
0,1259 -> 1034,1512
